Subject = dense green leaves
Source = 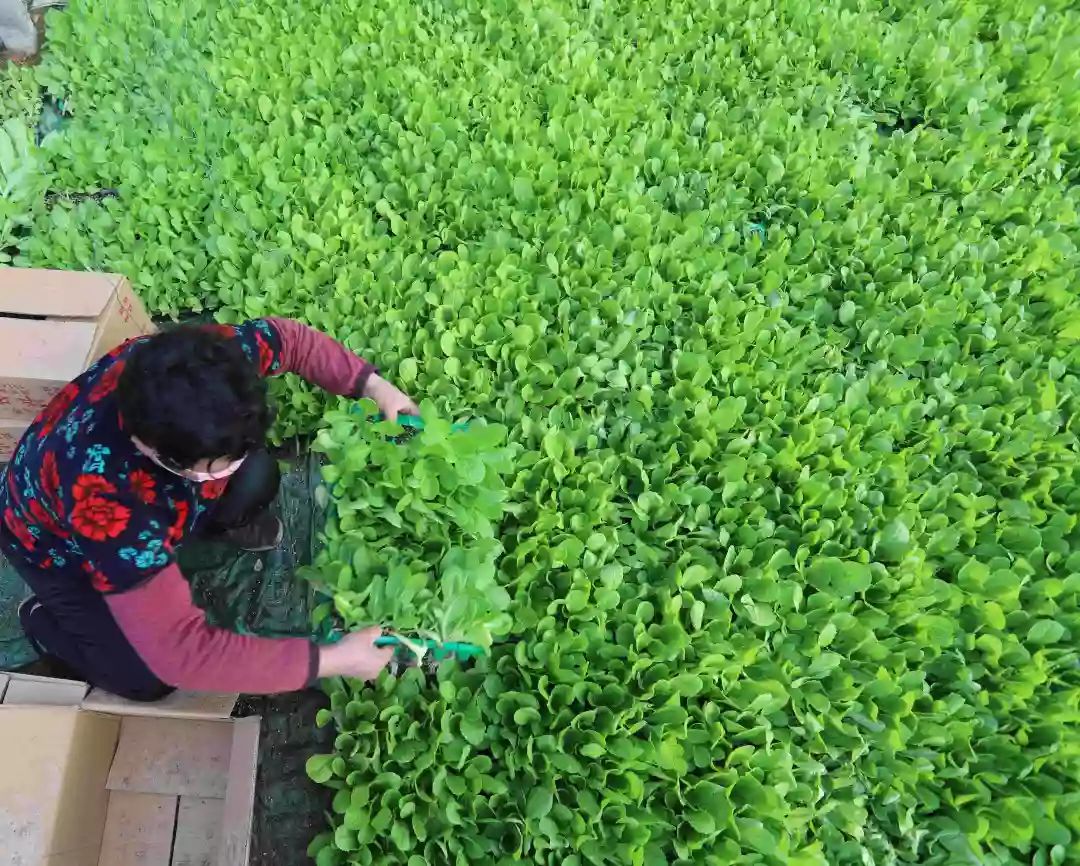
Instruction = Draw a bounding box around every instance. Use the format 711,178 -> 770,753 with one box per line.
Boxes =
0,118 -> 43,263
306,403 -> 514,651
12,0 -> 1080,863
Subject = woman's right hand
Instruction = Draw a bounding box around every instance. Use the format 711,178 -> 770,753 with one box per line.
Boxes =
318,626 -> 394,680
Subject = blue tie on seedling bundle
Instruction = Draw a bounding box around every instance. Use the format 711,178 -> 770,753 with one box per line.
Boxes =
316,411 -> 484,671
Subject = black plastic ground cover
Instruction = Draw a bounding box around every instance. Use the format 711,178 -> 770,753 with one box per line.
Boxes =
236,689 -> 336,866
180,449 -> 325,639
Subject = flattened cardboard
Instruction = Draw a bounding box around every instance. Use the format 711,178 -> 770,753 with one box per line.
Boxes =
97,792 -> 178,866
82,687 -> 238,720
2,672 -> 90,706
0,706 -> 120,866
107,717 -> 233,799
219,717 -> 261,866
173,796 -> 224,866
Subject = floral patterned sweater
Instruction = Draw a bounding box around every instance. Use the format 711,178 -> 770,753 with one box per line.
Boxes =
0,317 -> 373,693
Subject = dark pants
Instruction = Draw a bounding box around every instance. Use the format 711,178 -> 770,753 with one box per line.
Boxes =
7,449 -> 279,701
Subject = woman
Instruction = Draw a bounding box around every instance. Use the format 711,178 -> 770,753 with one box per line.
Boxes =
0,317 -> 415,699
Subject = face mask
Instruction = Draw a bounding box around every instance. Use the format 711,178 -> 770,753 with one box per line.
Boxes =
168,456 -> 246,483
132,437 -> 247,483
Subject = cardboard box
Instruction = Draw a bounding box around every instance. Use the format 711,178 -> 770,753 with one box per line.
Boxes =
0,419 -> 25,459
0,268 -> 155,432
0,674 -> 257,866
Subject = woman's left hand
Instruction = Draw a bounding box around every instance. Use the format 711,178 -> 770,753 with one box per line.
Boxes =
363,373 -> 420,421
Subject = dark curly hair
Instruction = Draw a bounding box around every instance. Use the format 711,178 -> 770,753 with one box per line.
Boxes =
116,326 -> 272,467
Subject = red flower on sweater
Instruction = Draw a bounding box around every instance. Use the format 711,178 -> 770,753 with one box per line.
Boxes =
71,495 -> 131,541
27,498 -> 68,539
200,477 -> 229,500
82,561 -> 114,592
40,451 -> 63,516
73,474 -> 117,501
167,499 -> 190,544
89,360 -> 126,403
254,332 -> 274,374
129,469 -> 157,504
71,475 -> 127,540
3,508 -> 35,550
35,382 -> 80,438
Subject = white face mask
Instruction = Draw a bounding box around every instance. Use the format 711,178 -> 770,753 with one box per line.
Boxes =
132,437 -> 247,483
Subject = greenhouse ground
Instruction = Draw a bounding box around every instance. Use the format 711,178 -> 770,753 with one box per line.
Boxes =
3,1 -> 1080,865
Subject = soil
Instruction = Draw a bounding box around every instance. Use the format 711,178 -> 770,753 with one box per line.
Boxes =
235,689 -> 337,866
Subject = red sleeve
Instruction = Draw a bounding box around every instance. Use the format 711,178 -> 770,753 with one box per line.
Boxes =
105,563 -> 319,694
264,317 -> 375,397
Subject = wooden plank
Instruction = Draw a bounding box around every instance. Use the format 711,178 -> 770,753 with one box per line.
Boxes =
172,797 -> 223,866
107,717 -> 232,799
97,791 -> 177,866
82,688 -> 238,720
217,717 -> 261,866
